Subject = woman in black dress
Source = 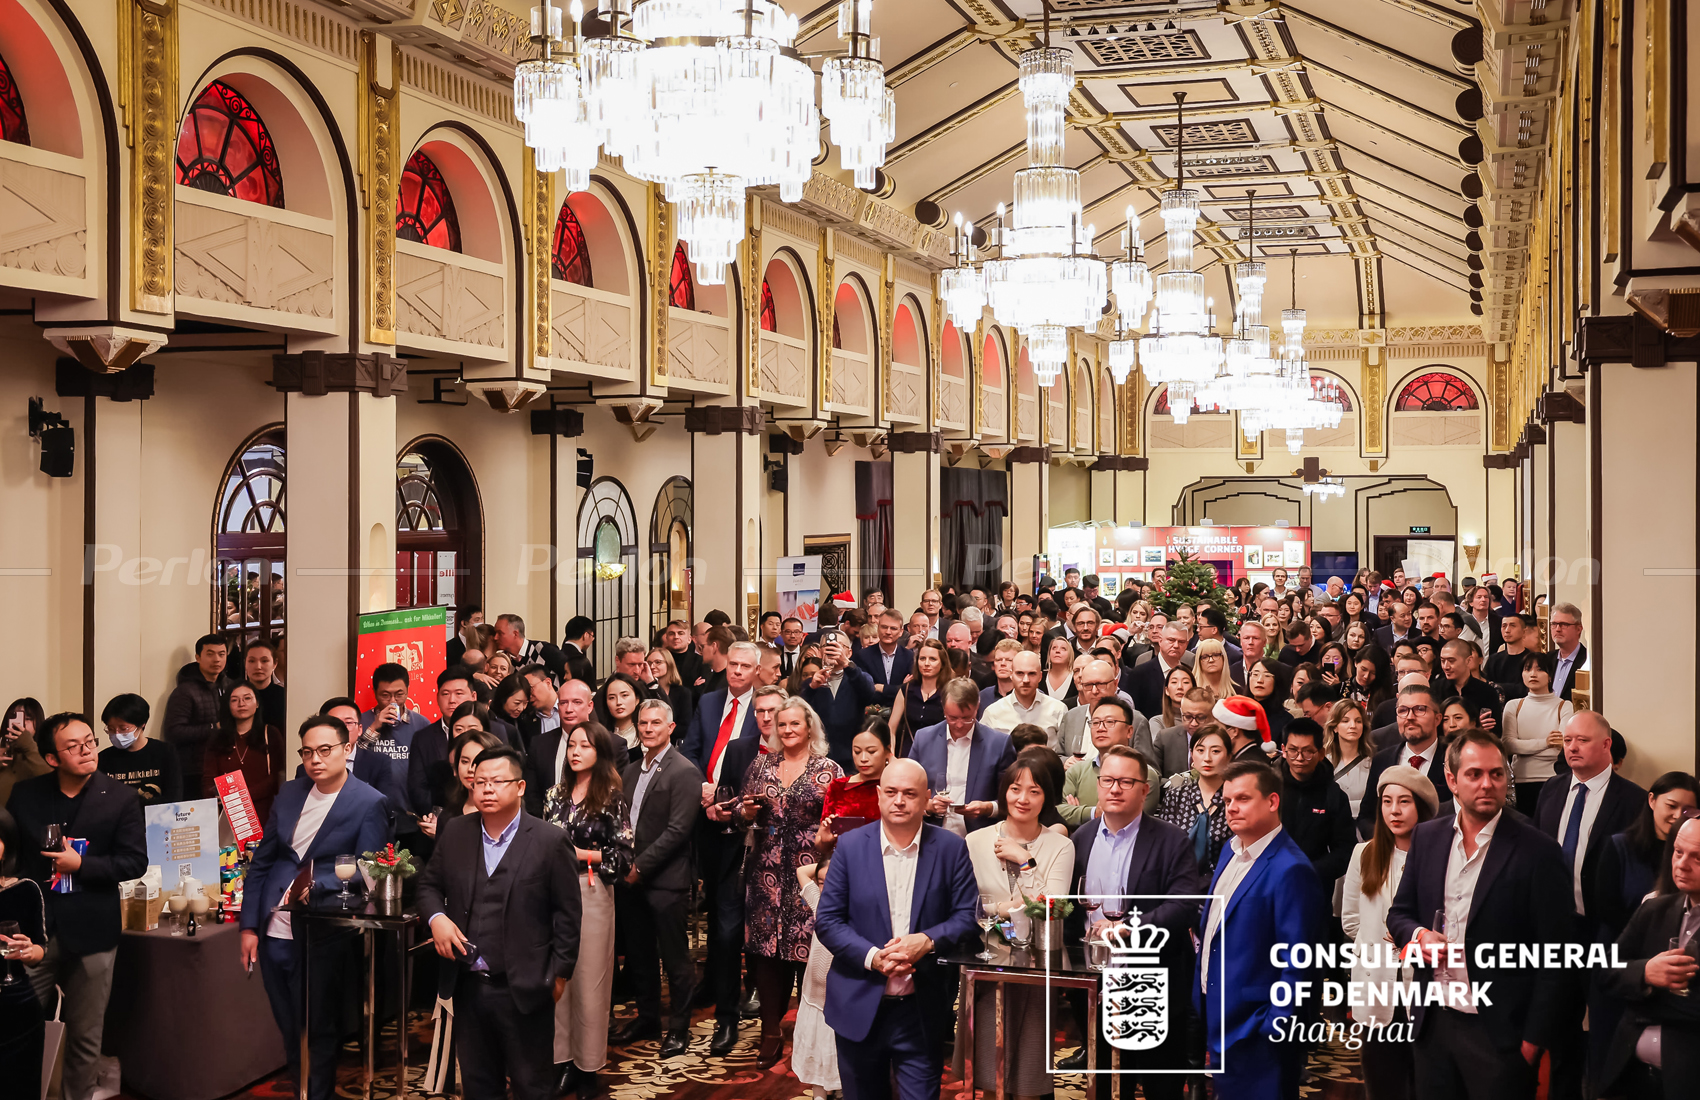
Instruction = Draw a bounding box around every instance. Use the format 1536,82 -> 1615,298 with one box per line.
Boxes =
0,806 -> 48,1100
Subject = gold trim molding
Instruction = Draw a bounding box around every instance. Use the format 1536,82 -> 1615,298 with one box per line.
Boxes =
124,0 -> 177,314
361,34 -> 401,345
524,153 -> 552,364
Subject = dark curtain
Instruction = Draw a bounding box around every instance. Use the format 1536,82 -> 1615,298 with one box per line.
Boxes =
856,460 -> 893,599
940,467 -> 1007,591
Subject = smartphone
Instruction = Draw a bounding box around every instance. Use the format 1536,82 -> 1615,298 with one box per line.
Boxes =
459,940 -> 477,957
830,816 -> 871,836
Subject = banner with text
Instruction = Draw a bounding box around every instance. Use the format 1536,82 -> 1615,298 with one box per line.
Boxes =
355,605 -> 449,721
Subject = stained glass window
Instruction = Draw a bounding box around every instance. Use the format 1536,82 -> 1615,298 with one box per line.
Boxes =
396,151 -> 461,252
833,311 -> 842,350
0,52 -> 28,146
175,81 -> 284,207
1396,372 -> 1477,411
1154,384 -> 1169,415
1313,376 -> 1352,411
669,243 -> 694,310
760,280 -> 777,332
552,202 -> 593,285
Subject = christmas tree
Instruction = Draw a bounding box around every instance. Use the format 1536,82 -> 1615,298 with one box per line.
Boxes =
1153,549 -> 1238,622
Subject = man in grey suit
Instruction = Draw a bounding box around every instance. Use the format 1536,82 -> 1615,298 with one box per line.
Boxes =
1056,660 -> 1152,764
611,699 -> 705,1056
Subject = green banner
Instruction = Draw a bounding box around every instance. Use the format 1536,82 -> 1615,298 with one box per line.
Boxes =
357,605 -> 449,635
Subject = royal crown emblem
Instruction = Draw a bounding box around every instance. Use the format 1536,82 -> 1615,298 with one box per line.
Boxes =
1099,907 -> 1171,1052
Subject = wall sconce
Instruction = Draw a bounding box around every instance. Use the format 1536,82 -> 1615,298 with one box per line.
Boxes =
593,520 -> 626,580
1461,534 -> 1481,574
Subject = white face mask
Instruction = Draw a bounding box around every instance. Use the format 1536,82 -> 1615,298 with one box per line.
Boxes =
111,729 -> 139,750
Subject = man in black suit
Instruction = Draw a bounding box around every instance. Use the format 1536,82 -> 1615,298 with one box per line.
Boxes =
1534,710 -> 1647,1100
556,614 -> 596,685
419,744 -> 581,1100
1357,683 -> 1452,838
1063,745 -> 1202,1092
1436,639 -> 1502,733
1597,817 -> 1700,1099
1127,622 -> 1195,720
521,678 -> 595,814
854,609 -> 915,708
406,666 -> 515,814
1388,727 -> 1574,1100
1548,603 -> 1587,701
612,698 -> 705,1056
13,713 -> 148,1100
1374,601 -> 1416,653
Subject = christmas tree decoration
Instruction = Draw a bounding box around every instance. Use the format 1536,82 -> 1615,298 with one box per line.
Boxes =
1151,549 -> 1238,622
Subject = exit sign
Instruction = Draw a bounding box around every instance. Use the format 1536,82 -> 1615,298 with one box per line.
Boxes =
1409,526 -> 1431,534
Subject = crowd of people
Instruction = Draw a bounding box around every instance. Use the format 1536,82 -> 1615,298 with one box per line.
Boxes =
0,564 -> 1695,1100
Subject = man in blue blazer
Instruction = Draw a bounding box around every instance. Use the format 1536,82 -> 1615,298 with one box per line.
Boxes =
239,716 -> 392,1100
815,758 -> 979,1100
1195,760 -> 1326,1100
854,609 -> 915,708
803,633 -> 881,768
905,679 -> 1016,834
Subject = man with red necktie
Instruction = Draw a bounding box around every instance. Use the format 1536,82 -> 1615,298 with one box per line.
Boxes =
1356,682 -> 1454,839
678,641 -> 761,1054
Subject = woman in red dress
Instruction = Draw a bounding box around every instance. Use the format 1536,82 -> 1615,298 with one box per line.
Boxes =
815,715 -> 892,855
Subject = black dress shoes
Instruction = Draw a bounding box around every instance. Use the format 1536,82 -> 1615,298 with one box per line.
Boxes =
608,1019 -> 661,1046
573,1070 -> 601,1097
660,1030 -> 692,1057
1056,1047 -> 1088,1071
757,1033 -> 785,1069
555,1062 -> 575,1095
740,990 -> 761,1019
710,1019 -> 740,1056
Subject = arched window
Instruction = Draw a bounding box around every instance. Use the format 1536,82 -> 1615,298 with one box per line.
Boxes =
0,52 -> 29,146
760,280 -> 777,332
552,203 -> 593,285
214,428 -> 286,647
578,478 -> 638,675
395,442 -> 482,611
832,312 -> 842,350
669,243 -> 695,310
1396,372 -> 1478,411
175,81 -> 284,207
1154,384 -> 1169,415
396,151 -> 461,252
649,478 -> 693,639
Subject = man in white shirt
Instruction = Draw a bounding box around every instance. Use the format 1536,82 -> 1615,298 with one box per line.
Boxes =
919,589 -> 945,639
778,617 -> 807,677
982,651 -> 1068,741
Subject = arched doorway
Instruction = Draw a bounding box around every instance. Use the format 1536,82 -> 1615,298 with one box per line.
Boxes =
649,477 -> 693,640
395,440 -> 482,611
577,477 -> 638,672
214,426 -> 286,648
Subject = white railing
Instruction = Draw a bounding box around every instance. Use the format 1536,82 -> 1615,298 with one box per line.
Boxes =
667,310 -> 732,392
889,359 -> 925,422
1388,412 -> 1479,447
551,281 -> 633,379
982,387 -> 1007,437
1017,393 -> 1038,440
1,142 -> 92,299
759,332 -> 809,405
174,188 -> 336,331
937,373 -> 967,430
396,241 -> 507,354
830,349 -> 871,414
1049,395 -> 1068,447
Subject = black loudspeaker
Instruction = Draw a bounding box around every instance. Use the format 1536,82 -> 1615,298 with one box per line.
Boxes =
768,465 -> 788,493
39,424 -> 74,477
576,447 -> 594,490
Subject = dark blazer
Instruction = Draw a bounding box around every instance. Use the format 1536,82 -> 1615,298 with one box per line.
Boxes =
522,726 -> 564,816
405,717 -> 515,814
1533,769 -> 1647,933
292,747 -> 403,823
678,687 -> 758,783
802,665 -> 881,768
853,644 -> 914,709
1356,739 -> 1451,839
1373,625 -> 1414,653
906,721 -> 1016,833
416,810 -> 582,1014
559,641 -> 593,685
1386,811 -> 1575,1052
619,747 -> 704,893
1368,720 -> 1402,754
8,772 -> 148,955
1068,814 -> 1203,963
1553,644 -> 1588,701
1127,654 -> 1195,721
815,822 -> 979,1044
1599,893 -> 1700,1098
241,776 -> 392,937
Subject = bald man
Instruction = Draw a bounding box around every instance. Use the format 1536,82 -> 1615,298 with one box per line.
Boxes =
980,651 -> 1068,742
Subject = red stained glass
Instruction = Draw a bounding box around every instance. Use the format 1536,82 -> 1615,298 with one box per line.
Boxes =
0,52 -> 30,145
174,81 -> 283,207
1154,385 -> 1169,415
669,243 -> 695,310
832,311 -> 842,350
396,151 -> 461,252
1313,376 -> 1352,411
552,203 -> 593,285
760,280 -> 777,332
1396,372 -> 1477,411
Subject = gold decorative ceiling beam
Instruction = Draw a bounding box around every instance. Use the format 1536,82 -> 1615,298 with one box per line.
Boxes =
1076,55 -> 1303,80
1303,59 -> 1475,138
1281,8 -> 1472,91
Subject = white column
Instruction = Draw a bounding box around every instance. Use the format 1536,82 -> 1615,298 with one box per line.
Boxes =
85,397 -> 144,716
689,408 -> 764,633
889,438 -> 940,608
1008,448 -> 1050,591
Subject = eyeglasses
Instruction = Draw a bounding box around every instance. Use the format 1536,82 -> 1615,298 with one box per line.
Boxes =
1180,714 -> 1208,725
1097,776 -> 1148,791
1550,620 -> 1580,630
1089,718 -> 1129,730
58,737 -> 98,756
1395,705 -> 1432,718
297,744 -> 345,760
1283,746 -> 1319,759
470,777 -> 523,791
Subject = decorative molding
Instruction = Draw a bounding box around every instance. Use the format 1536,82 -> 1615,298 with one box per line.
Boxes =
818,227 -> 835,414
650,186 -> 672,386
1007,445 -> 1051,464
1537,390 -> 1585,425
271,350 -> 407,396
187,0 -> 362,61
174,199 -> 335,318
463,378 -> 546,412
125,0 -> 177,314
887,430 -> 941,454
878,258 -> 894,421
1626,288 -> 1700,338
395,250 -> 506,347
1361,349 -> 1385,454
55,360 -> 155,399
1490,355 -> 1509,451
523,154 -> 552,364
0,156 -> 88,283
684,405 -> 764,435
398,50 -> 515,126
833,233 -> 883,274
892,258 -> 933,292
361,35 -> 401,345
599,397 -> 664,442
745,201 -> 762,397
1575,314 -> 1700,371
46,327 -> 168,373
759,200 -> 818,247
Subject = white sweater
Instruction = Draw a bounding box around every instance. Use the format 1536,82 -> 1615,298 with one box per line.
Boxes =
1340,841 -> 1413,1027
1502,690 -> 1575,782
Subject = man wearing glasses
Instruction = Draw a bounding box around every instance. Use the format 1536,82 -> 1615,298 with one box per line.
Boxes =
1548,602 -> 1588,701
1274,718 -> 1356,890
1057,698 -> 1147,829
1052,660 -> 1150,763
1356,682 -> 1452,838
11,713 -> 147,1100
239,715 -> 392,1100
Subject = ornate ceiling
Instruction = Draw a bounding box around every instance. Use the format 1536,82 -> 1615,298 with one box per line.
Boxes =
798,0 -> 1566,340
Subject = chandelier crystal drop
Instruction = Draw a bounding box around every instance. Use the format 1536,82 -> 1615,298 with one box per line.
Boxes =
1110,208 -> 1151,328
941,212 -> 986,328
1107,334 -> 1137,385
515,3 -> 600,189
674,171 -> 744,285
1141,92 -> 1219,420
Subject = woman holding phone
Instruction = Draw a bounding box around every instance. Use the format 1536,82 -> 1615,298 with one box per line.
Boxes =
816,715 -> 891,853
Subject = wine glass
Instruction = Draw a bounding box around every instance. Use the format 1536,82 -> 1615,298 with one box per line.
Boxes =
976,894 -> 1000,961
42,824 -> 62,853
167,893 -> 190,936
1671,937 -> 1694,997
716,782 -> 739,835
0,920 -> 21,986
1101,897 -> 1127,924
334,855 -> 359,904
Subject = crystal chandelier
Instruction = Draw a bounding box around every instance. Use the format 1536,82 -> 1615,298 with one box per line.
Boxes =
1141,93 -> 1220,422
520,0 -> 895,284
1302,476 -> 1345,498
1237,250 -> 1343,453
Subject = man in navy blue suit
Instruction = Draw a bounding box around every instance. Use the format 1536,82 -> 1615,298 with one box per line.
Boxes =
853,609 -> 915,709
239,716 -> 392,1100
677,641 -> 761,1052
1196,760 -> 1327,1100
905,679 -> 1016,834
803,631 -> 881,767
815,758 -> 979,1100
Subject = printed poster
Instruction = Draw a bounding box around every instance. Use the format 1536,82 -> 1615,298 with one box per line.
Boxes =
1283,541 -> 1306,567
356,605 -> 449,721
1117,550 -> 1139,566
1100,573 -> 1120,597
1099,548 -> 1115,566
145,799 -> 221,890
776,556 -> 823,631
1244,546 -> 1262,568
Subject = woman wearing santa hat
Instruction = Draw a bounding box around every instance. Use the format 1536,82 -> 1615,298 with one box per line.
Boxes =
1212,695 -> 1280,762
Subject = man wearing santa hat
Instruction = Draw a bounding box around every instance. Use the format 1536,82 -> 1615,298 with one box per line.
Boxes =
1213,696 -> 1279,763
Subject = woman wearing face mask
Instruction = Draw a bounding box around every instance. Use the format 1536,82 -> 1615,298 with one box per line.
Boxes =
201,682 -> 286,825
1342,768 -> 1438,1100
1156,727 -> 1233,876
97,693 -> 182,804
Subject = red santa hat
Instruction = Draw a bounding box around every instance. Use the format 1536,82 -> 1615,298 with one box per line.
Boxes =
1429,571 -> 1447,581
829,591 -> 857,609
1213,696 -> 1277,756
1380,579 -> 1396,590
